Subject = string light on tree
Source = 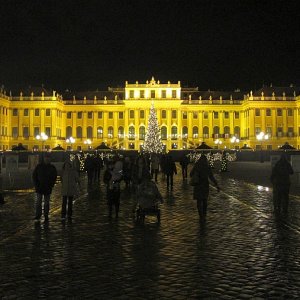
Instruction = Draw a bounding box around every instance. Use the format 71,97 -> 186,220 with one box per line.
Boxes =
143,102 -> 164,154
220,151 -> 228,172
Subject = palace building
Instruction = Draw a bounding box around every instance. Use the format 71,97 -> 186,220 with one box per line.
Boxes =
0,77 -> 299,151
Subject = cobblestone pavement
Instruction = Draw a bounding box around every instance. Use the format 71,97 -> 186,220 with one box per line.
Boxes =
1,162 -> 300,299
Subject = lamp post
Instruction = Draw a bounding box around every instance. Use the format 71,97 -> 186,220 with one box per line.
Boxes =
214,139 -> 222,149
36,132 -> 48,151
84,139 -> 92,150
230,136 -> 240,149
66,136 -> 75,151
256,132 -> 269,163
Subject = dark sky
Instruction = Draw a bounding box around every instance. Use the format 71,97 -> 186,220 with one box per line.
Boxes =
0,0 -> 299,93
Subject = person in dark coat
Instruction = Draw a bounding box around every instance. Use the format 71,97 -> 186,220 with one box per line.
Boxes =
164,154 -> 177,189
190,155 -> 220,220
270,154 -> 294,214
84,154 -> 95,186
32,153 -> 57,222
180,154 -> 189,180
61,159 -> 80,220
93,154 -> 103,183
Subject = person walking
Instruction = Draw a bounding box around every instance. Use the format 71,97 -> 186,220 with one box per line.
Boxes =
270,154 -> 294,214
61,159 -> 80,220
180,154 -> 189,180
190,154 -> 220,220
150,154 -> 160,182
164,154 -> 177,189
103,158 -> 123,218
84,154 -> 95,186
32,153 -> 57,222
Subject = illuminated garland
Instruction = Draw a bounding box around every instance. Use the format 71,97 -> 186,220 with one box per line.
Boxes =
187,152 -> 237,163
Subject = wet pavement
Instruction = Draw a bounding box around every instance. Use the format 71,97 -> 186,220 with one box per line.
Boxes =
1,162 -> 300,299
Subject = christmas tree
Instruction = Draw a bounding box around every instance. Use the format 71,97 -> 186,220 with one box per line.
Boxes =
143,102 -> 164,154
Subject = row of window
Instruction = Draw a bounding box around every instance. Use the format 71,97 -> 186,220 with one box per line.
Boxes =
254,108 -> 294,117
12,108 -> 62,117
128,89 -> 177,99
8,108 -> 299,119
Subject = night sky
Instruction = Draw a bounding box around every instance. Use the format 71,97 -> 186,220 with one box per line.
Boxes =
0,0 -> 299,93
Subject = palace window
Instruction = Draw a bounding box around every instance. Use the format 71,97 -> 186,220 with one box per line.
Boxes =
12,127 -> 18,138
192,126 -> 198,138
24,109 -> 29,116
13,109 -> 18,116
193,112 -> 198,119
203,126 -> 209,138
213,112 -> 218,119
97,127 -> 103,138
66,126 -> 72,138
76,126 -> 82,138
108,112 -> 113,119
234,126 -> 240,138
129,126 -> 135,140
67,112 -> 72,119
224,111 -> 229,119
287,109 -> 293,116
277,127 -> 283,137
266,109 -> 271,116
45,127 -> 51,137
213,126 -> 220,138
98,111 -> 103,119
234,112 -> 239,119
277,109 -> 282,117
129,110 -> 134,119
161,126 -> 167,140
119,112 -> 124,119
172,90 -> 176,98
161,90 -> 166,98
203,112 -> 208,119
108,126 -> 114,138
288,127 -> 294,137
88,112 -> 93,119
182,126 -> 188,139
172,110 -> 177,119
182,111 -> 187,119
46,109 -> 51,117
171,126 -> 178,139
140,90 -> 145,98
255,109 -> 260,116
77,112 -> 82,119
129,90 -> 134,98
34,127 -> 39,137
266,127 -> 272,137
224,126 -> 230,138
87,126 -> 93,139
140,110 -> 145,119
255,127 -> 261,135
151,90 -> 155,99
139,126 -> 145,140
23,127 -> 29,138
35,109 -> 40,117
162,110 -> 166,119
118,127 -> 124,139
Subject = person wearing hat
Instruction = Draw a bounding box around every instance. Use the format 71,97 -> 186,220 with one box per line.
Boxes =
32,153 -> 57,222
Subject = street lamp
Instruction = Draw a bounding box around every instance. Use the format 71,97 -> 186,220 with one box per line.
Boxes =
256,132 -> 269,162
84,139 -> 92,150
230,136 -> 240,149
66,136 -> 75,151
36,132 -> 48,151
214,139 -> 222,149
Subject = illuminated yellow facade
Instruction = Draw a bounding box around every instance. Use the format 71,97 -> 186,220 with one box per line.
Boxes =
0,77 -> 299,151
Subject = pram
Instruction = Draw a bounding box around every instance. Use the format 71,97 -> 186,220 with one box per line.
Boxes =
136,203 -> 161,223
135,179 -> 163,223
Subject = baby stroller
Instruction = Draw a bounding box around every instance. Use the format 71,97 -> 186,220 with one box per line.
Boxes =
135,179 -> 163,223
136,202 -> 161,223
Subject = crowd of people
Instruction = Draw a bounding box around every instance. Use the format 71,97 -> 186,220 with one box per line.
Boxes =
30,151 -> 295,223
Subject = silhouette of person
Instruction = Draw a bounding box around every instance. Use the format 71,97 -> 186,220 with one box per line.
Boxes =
270,154 -> 294,214
190,155 -> 220,220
